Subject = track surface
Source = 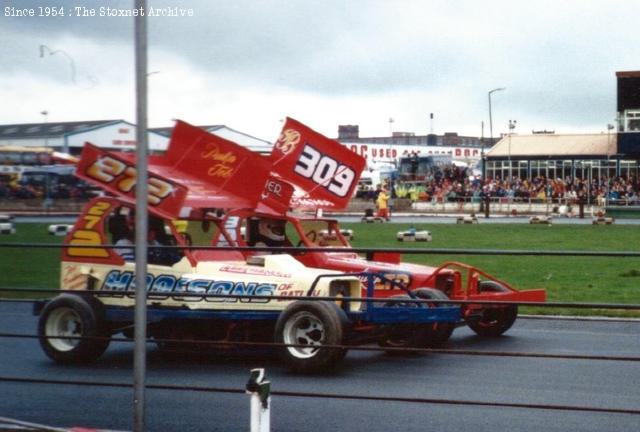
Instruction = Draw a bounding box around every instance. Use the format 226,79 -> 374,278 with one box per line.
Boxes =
1,302 -> 639,431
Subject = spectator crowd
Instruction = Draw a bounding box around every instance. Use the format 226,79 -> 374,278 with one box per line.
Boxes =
357,164 -> 640,207
3,163 -> 640,207
0,178 -> 94,200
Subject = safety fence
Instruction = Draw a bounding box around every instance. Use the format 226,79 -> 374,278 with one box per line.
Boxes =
7,195 -> 640,217
1,243 -> 640,431
349,195 -> 640,217
409,196 -> 602,216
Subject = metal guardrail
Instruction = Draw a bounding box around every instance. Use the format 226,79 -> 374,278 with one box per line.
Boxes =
2,242 -> 640,257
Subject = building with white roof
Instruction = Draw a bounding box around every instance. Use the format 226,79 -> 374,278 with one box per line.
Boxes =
0,120 -> 274,161
0,120 -> 168,154
484,70 -> 640,181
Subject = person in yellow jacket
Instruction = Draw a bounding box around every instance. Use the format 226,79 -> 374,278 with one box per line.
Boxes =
376,186 -> 390,221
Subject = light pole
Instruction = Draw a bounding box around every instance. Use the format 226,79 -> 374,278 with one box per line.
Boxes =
133,3 -> 150,430
40,110 -> 49,149
480,120 -> 485,177
488,87 -> 506,147
387,117 -> 394,175
508,119 -> 517,180
40,110 -> 52,209
488,87 -> 505,182
606,123 -> 615,207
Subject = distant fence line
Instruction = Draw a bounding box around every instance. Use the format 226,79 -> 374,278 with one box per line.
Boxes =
348,196 -> 640,216
2,196 -> 640,217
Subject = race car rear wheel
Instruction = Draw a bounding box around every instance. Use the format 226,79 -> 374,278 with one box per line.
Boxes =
38,294 -> 110,363
275,301 -> 347,373
466,281 -> 518,337
413,288 -> 456,347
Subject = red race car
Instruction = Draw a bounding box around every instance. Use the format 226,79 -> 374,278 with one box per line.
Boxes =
207,117 -> 546,347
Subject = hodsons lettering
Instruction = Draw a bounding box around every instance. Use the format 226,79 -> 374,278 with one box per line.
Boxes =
101,270 -> 276,303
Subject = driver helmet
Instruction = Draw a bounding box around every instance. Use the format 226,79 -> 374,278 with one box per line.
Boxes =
258,218 -> 285,242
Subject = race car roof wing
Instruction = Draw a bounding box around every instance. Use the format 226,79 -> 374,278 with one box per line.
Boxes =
269,117 -> 366,210
75,143 -> 188,219
149,120 -> 273,212
74,120 -> 278,219
75,118 -> 360,217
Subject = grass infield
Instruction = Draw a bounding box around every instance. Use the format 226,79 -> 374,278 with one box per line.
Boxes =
1,222 -> 639,317
345,222 -> 640,317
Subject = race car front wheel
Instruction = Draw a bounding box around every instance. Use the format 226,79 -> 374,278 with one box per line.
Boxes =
38,294 -> 110,363
465,281 -> 518,337
275,301 -> 347,373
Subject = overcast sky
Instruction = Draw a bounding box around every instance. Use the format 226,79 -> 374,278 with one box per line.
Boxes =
1,0 -> 638,142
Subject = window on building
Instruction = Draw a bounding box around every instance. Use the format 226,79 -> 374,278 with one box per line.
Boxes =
625,111 -> 640,132
620,160 -> 639,178
573,161 -> 584,180
547,160 -> 558,180
518,160 -> 528,180
530,160 -> 549,179
602,159 -> 617,180
563,160 -> 572,180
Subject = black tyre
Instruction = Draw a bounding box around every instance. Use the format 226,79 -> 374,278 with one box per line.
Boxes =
413,288 -> 456,347
38,294 -> 110,363
377,295 -> 428,355
275,301 -> 348,373
466,281 -> 518,337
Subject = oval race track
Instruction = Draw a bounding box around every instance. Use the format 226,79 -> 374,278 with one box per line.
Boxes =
1,301 -> 639,432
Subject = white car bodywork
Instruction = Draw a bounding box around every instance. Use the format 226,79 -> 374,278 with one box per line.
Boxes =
396,230 -> 432,242
61,254 -> 361,312
0,215 -> 15,235
48,224 -> 74,236
319,228 -> 353,242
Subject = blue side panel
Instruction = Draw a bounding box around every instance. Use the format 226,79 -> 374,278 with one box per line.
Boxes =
354,305 -> 461,324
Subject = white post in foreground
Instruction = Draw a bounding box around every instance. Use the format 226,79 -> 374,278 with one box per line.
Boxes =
246,368 -> 271,432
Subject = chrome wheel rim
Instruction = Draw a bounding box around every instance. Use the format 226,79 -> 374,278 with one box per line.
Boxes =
282,311 -> 325,359
45,307 -> 82,352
